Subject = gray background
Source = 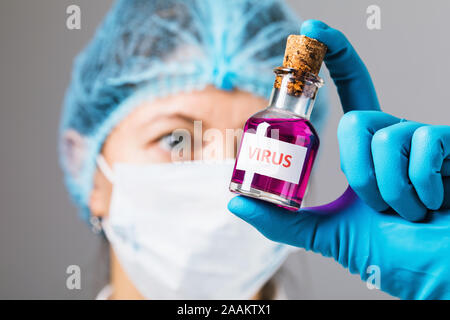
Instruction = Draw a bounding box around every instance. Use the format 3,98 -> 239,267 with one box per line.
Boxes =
0,0 -> 448,299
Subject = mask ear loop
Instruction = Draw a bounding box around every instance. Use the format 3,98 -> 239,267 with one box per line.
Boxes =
90,155 -> 115,235
96,155 -> 115,184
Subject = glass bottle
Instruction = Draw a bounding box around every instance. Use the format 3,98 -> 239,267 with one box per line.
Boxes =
229,67 -> 323,211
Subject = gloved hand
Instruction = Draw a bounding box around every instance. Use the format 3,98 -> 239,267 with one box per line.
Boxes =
229,187 -> 450,299
339,111 -> 450,221
228,20 -> 450,299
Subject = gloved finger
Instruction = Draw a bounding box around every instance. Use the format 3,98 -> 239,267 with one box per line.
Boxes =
338,110 -> 401,211
228,188 -> 365,272
441,177 -> 450,209
371,121 -> 427,221
228,195 -> 322,248
301,20 -> 380,113
409,126 -> 450,210
442,159 -> 450,176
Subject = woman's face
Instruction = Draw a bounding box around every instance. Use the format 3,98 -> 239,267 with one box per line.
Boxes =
89,85 -> 266,216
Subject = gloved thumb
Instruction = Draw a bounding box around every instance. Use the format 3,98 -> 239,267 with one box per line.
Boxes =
300,19 -> 380,113
227,187 -> 358,259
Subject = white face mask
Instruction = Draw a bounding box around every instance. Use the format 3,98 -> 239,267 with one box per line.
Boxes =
97,157 -> 295,299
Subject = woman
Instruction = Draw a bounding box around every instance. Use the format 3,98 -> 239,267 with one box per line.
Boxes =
59,0 -> 329,299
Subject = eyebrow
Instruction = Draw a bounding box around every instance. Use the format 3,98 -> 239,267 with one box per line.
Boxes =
137,111 -> 204,146
140,111 -> 199,129
167,112 -> 199,124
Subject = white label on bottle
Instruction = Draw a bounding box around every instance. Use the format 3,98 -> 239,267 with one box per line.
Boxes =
236,131 -> 308,185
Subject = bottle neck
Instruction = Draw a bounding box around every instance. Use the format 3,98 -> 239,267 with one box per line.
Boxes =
268,87 -> 316,119
268,67 -> 323,120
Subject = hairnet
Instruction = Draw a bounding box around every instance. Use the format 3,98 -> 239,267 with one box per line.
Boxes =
59,0 -> 329,222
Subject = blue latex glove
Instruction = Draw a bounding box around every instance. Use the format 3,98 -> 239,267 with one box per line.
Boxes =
228,20 -> 450,299
339,111 -> 450,221
229,187 -> 450,299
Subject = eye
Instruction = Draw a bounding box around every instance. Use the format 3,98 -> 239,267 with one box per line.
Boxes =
158,132 -> 184,151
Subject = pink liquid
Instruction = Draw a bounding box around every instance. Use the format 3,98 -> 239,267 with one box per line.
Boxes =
230,117 -> 319,210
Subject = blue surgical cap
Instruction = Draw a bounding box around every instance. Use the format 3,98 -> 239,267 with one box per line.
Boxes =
59,0 -> 329,222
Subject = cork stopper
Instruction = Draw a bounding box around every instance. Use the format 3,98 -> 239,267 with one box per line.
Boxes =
283,35 -> 327,75
274,35 -> 327,96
